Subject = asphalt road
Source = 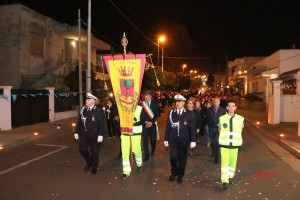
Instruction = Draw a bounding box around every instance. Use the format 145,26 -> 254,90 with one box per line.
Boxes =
0,109 -> 299,200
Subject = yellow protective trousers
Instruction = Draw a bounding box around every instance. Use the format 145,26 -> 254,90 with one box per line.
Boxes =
121,135 -> 143,175
220,147 -> 239,183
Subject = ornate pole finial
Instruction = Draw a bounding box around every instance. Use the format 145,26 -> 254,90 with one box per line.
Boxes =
121,32 -> 128,56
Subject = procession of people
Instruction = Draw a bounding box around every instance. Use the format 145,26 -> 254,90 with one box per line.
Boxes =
73,89 -> 244,190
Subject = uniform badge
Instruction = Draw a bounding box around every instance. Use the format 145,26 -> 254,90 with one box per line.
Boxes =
92,116 -> 95,121
223,123 -> 228,128
184,119 -> 187,126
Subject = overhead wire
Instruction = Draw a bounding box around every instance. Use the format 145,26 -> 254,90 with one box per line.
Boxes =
108,0 -> 157,46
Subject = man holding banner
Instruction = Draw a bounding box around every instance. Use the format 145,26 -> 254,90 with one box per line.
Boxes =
141,90 -> 160,162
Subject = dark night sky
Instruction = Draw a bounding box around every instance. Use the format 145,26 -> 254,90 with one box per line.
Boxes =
2,0 -> 300,73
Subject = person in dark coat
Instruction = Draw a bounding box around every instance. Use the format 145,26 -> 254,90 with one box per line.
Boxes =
164,94 -> 196,183
105,98 -> 118,138
74,93 -> 105,175
207,97 -> 227,164
140,90 -> 160,162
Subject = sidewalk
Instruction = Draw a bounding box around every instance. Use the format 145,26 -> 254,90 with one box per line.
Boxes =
238,108 -> 300,159
0,118 -> 77,149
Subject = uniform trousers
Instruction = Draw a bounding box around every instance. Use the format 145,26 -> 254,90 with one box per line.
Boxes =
121,135 -> 143,175
170,139 -> 188,177
79,131 -> 99,171
220,147 -> 239,183
142,125 -> 157,159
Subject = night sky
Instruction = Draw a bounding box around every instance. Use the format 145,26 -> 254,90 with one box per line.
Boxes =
2,0 -> 300,73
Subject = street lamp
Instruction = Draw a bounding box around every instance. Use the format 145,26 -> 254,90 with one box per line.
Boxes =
189,70 -> 193,77
157,36 -> 165,71
182,64 -> 187,74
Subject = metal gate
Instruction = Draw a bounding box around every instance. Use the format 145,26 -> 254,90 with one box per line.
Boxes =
11,89 -> 49,127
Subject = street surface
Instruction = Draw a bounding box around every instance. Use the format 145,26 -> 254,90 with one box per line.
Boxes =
0,109 -> 299,200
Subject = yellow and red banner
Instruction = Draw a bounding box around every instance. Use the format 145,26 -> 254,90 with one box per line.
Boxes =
104,54 -> 145,135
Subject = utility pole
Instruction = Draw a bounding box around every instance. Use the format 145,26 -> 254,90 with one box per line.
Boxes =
219,64 -> 221,92
86,0 -> 91,92
78,9 -> 83,109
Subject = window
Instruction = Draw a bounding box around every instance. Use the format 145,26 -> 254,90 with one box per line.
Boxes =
30,33 -> 44,57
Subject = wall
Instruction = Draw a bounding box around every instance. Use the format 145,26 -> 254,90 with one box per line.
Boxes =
0,5 -> 21,87
280,95 -> 299,122
278,50 -> 300,74
54,110 -> 78,121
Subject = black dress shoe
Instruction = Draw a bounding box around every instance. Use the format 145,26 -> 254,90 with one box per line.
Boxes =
91,169 -> 97,175
121,174 -> 129,180
83,164 -> 91,172
177,176 -> 183,184
137,166 -> 142,173
222,183 -> 229,189
143,158 -> 149,162
168,174 -> 177,181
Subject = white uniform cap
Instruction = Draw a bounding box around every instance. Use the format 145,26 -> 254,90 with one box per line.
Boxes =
86,92 -> 97,100
174,94 -> 186,101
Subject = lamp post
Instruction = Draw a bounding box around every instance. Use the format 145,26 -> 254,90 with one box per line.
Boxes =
182,64 -> 186,74
157,36 -> 165,70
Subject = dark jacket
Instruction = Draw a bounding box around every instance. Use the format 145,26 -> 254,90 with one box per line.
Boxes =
75,105 -> 105,137
105,104 -> 117,120
140,100 -> 160,124
164,109 -> 196,147
193,108 -> 202,130
207,106 -> 227,128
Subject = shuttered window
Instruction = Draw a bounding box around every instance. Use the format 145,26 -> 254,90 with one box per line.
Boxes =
30,33 -> 44,57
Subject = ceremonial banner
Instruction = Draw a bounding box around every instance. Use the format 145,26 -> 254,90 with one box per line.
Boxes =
104,54 -> 146,135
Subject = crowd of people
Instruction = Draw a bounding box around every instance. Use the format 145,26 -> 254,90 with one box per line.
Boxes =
73,90 -> 244,189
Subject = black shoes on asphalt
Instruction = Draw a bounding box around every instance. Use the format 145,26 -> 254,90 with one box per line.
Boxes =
168,174 -> 183,183
121,166 -> 143,180
83,164 -> 98,175
222,179 -> 233,189
83,164 -> 91,172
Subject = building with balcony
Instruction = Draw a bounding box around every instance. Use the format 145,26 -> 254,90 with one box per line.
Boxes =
0,4 -> 111,90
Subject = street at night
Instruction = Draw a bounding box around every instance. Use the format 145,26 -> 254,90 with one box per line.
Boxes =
0,109 -> 299,200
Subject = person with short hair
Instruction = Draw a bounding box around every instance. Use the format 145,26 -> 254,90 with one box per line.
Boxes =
141,90 -> 160,161
218,100 -> 244,189
207,97 -> 227,163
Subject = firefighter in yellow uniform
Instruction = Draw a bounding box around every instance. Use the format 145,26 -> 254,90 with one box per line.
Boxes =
218,100 -> 244,189
121,105 -> 144,179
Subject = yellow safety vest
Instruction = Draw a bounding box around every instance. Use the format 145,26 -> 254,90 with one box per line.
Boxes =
133,105 -> 143,134
219,113 -> 244,147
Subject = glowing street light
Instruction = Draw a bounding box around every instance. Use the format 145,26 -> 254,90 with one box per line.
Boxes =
182,64 -> 187,74
157,36 -> 166,72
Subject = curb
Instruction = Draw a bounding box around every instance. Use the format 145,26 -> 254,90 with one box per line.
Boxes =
245,118 -> 300,159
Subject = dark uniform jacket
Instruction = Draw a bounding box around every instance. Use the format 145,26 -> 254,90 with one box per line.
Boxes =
164,109 -> 196,147
75,105 -> 105,137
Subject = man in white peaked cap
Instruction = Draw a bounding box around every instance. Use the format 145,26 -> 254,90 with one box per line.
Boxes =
164,94 -> 196,183
74,92 -> 105,175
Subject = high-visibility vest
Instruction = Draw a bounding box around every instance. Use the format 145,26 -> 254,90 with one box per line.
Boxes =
219,113 -> 244,147
133,105 -> 143,134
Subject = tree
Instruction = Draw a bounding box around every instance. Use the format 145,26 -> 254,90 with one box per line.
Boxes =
64,66 -> 107,100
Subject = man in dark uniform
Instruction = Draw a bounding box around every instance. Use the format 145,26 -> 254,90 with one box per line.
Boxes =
141,90 -> 160,162
74,92 -> 105,175
164,94 -> 196,183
